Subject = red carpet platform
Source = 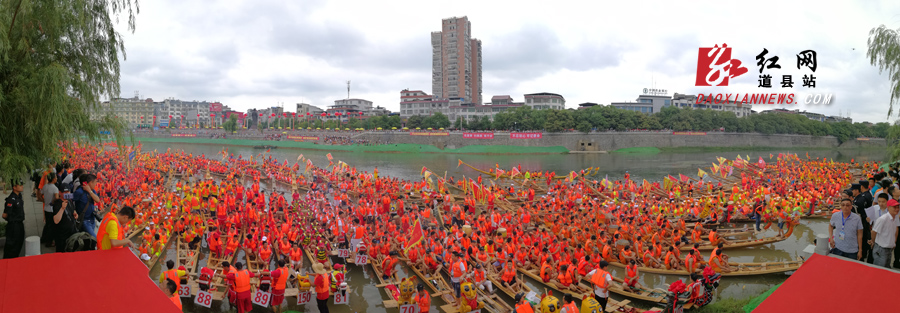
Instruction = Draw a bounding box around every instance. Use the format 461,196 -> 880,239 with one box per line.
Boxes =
0,249 -> 181,313
754,253 -> 900,312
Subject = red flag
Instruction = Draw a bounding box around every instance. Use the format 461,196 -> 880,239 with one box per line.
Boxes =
421,166 -> 428,175
405,219 -> 425,254
680,174 -> 690,183
758,156 -> 766,168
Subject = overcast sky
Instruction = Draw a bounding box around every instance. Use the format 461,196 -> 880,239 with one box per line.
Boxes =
117,0 -> 900,123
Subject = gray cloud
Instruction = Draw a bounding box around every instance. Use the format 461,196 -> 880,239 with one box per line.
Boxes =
485,24 -> 627,76
646,34 -> 702,76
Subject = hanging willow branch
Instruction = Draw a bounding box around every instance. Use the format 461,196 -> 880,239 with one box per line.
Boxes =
0,0 -> 139,178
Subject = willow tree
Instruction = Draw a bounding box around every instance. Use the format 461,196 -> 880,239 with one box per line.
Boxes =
868,25 -> 900,160
0,0 -> 138,178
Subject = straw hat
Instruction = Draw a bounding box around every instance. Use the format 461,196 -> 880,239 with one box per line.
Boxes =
312,262 -> 328,275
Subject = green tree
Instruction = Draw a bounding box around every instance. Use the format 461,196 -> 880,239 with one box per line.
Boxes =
222,114 -> 238,134
576,121 -> 592,133
868,25 -> 900,160
406,115 -> 424,129
423,112 -> 451,129
453,116 -> 467,130
544,109 -> 573,132
387,115 -> 402,129
0,0 -> 138,177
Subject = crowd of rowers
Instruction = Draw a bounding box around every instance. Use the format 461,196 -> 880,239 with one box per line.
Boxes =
57,143 -> 871,312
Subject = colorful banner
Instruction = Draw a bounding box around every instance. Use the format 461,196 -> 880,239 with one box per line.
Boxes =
410,132 -> 449,136
463,133 -> 494,139
287,135 -> 319,141
672,131 -> 707,135
171,134 -> 197,137
510,132 -> 543,139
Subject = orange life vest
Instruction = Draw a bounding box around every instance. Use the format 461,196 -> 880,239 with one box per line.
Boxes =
315,273 -> 331,295
626,265 -> 637,279
234,270 -> 251,293
591,269 -> 610,289
170,294 -> 182,310
557,267 -> 573,286
502,266 -> 516,282
165,269 -> 181,291
97,212 -> 123,250
451,261 -> 466,278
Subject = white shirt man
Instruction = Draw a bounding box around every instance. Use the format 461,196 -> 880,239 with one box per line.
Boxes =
870,199 -> 900,268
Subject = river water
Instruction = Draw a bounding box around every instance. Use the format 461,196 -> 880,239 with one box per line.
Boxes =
141,142 -> 888,312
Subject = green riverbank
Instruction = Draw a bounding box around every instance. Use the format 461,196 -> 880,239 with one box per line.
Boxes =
613,145 -> 877,155
133,137 -> 570,155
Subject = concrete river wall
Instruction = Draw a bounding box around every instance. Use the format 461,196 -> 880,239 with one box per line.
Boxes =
134,130 -> 887,154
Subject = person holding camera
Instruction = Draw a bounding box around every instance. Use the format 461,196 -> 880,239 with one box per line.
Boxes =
73,173 -> 101,237
51,189 -> 79,253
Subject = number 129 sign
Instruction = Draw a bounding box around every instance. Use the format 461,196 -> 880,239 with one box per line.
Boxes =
194,290 -> 213,308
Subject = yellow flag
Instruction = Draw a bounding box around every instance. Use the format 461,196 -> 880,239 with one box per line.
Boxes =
698,168 -> 708,178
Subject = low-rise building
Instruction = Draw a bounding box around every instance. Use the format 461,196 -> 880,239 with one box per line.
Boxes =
93,96 -> 156,127
612,91 -> 752,117
296,103 -> 325,117
524,92 -> 565,110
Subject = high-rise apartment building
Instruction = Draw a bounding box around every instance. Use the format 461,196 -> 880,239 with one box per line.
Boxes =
432,16 -> 482,106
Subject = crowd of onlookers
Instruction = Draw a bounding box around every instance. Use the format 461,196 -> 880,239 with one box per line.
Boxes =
829,164 -> 900,268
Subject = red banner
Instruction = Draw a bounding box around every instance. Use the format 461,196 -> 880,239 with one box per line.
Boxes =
463,133 -> 494,139
171,134 -> 197,137
510,132 -> 543,139
672,131 -> 707,135
410,132 -> 449,136
287,135 -> 319,141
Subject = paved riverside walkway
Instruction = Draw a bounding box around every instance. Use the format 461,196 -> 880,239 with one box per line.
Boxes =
0,184 -> 61,258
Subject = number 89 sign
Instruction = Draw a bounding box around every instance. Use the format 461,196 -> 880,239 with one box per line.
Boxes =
252,290 -> 271,307
194,290 -> 213,308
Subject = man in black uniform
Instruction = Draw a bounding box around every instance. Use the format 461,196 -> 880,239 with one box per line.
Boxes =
851,184 -> 872,264
3,179 -> 26,259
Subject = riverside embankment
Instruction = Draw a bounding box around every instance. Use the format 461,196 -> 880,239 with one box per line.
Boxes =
132,130 -> 887,154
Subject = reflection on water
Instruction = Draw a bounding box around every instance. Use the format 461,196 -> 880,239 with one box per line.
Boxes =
140,142 -> 885,311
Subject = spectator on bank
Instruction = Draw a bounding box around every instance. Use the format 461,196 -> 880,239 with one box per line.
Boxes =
97,205 -> 136,250
41,174 -> 59,247
869,199 -> 900,267
51,196 -> 78,253
74,173 -> 101,236
829,198 -> 864,260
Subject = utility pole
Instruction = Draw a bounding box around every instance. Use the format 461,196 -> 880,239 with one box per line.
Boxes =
347,80 -> 351,99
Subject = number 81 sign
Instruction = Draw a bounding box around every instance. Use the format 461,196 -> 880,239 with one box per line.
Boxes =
334,291 -> 349,305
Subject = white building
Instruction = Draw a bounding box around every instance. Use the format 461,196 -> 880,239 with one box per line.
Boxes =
156,99 -> 213,127
611,90 -> 752,117
93,96 -> 157,128
296,103 -> 325,116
